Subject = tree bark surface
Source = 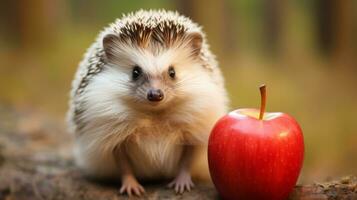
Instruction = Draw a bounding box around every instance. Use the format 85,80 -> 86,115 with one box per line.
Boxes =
0,106 -> 356,200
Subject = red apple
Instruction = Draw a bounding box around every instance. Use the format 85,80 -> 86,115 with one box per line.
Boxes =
208,85 -> 304,200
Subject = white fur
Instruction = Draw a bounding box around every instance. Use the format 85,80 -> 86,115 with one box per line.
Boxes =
68,10 -> 228,181
73,44 -> 227,179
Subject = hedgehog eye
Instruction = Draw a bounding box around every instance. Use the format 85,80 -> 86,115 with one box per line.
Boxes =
132,66 -> 142,80
168,66 -> 175,79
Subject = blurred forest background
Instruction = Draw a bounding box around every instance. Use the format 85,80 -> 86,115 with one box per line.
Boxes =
0,0 -> 356,184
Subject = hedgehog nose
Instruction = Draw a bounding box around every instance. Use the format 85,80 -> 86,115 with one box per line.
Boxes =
147,89 -> 164,102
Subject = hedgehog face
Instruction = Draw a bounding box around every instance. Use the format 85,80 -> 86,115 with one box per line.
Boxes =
101,31 -> 207,111
125,58 -> 179,108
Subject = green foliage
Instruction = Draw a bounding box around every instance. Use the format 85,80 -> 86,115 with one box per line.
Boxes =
0,0 -> 356,183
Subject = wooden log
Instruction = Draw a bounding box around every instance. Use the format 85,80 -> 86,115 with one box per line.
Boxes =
0,106 -> 355,199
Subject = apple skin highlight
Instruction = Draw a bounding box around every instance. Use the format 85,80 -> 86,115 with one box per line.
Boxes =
208,108 -> 304,200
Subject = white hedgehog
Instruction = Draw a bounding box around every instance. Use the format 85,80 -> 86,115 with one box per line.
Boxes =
67,9 -> 228,196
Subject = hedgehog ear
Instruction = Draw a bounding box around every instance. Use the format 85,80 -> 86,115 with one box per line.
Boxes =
103,34 -> 120,61
186,32 -> 203,57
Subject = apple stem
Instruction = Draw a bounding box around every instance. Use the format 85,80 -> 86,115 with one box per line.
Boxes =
259,84 -> 266,120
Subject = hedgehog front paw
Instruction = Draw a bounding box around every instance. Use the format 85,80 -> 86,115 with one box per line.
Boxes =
167,170 -> 195,194
119,174 -> 145,197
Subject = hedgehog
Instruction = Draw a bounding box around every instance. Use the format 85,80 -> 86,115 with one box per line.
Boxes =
67,9 -> 228,196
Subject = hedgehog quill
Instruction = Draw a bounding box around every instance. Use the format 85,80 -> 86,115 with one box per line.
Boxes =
67,10 -> 228,196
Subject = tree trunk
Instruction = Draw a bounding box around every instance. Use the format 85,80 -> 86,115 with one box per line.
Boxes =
315,0 -> 354,68
174,0 -> 236,57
